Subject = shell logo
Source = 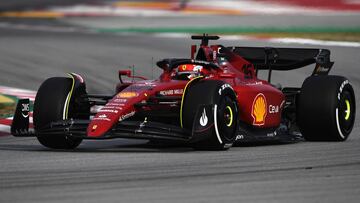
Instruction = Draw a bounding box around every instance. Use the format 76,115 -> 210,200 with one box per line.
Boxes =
117,92 -> 138,98
251,93 -> 267,126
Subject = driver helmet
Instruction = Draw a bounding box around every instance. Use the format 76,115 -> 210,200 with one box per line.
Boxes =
177,64 -> 204,80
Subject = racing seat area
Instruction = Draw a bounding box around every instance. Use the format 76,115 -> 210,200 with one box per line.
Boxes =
156,58 -> 220,74
173,71 -> 195,80
156,59 -> 203,80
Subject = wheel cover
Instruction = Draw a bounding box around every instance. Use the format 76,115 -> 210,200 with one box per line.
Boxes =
344,99 -> 351,121
339,90 -> 355,135
224,106 -> 233,127
217,97 -> 237,142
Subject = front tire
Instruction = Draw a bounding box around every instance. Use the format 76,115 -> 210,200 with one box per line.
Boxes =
297,75 -> 356,141
34,77 -> 87,149
182,80 -> 238,150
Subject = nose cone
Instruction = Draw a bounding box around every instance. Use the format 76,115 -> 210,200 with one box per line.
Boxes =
86,92 -> 144,138
86,83 -> 156,138
87,113 -> 118,138
87,121 -> 113,138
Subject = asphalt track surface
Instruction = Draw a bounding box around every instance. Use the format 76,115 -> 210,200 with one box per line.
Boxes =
0,20 -> 360,203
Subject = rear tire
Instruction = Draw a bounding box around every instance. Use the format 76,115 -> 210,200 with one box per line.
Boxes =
182,80 -> 238,150
34,77 -> 87,149
297,75 -> 356,141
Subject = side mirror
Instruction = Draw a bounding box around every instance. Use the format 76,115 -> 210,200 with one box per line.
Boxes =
119,70 -> 132,77
118,70 -> 147,84
119,70 -> 132,83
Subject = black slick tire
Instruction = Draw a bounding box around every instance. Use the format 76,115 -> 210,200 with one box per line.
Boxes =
182,80 -> 238,150
34,77 -> 84,149
297,75 -> 356,141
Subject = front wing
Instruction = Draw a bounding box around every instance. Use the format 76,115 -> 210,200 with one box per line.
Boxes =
11,99 -> 211,143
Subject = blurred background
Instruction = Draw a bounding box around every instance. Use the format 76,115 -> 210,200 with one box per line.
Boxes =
0,0 -> 359,100
0,0 -> 360,41
0,0 -> 360,117
1,2 -> 360,203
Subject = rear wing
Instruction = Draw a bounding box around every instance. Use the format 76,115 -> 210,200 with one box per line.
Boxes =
227,47 -> 334,82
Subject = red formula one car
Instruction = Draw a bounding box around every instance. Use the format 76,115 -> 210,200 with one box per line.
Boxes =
11,34 -> 356,150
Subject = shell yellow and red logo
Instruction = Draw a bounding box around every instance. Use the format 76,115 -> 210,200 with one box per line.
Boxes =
251,93 -> 267,126
117,91 -> 138,98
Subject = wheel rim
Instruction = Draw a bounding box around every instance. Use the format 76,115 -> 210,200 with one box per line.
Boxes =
218,97 -> 237,141
224,106 -> 234,127
344,99 -> 351,121
339,90 -> 355,134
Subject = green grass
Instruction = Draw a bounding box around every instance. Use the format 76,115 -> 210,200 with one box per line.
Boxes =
0,94 -> 17,118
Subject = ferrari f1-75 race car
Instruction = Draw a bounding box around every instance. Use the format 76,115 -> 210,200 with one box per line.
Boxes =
11,34 -> 356,150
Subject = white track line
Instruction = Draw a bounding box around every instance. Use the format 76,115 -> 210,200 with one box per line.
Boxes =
0,124 -> 10,135
0,85 -> 37,101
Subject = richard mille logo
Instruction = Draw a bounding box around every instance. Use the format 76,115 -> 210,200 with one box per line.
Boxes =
199,108 -> 208,127
21,103 -> 29,118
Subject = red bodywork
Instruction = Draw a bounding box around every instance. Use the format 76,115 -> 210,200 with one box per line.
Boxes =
87,42 -> 285,138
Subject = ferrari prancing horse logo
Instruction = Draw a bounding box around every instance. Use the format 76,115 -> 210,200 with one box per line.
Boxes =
251,93 -> 267,126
